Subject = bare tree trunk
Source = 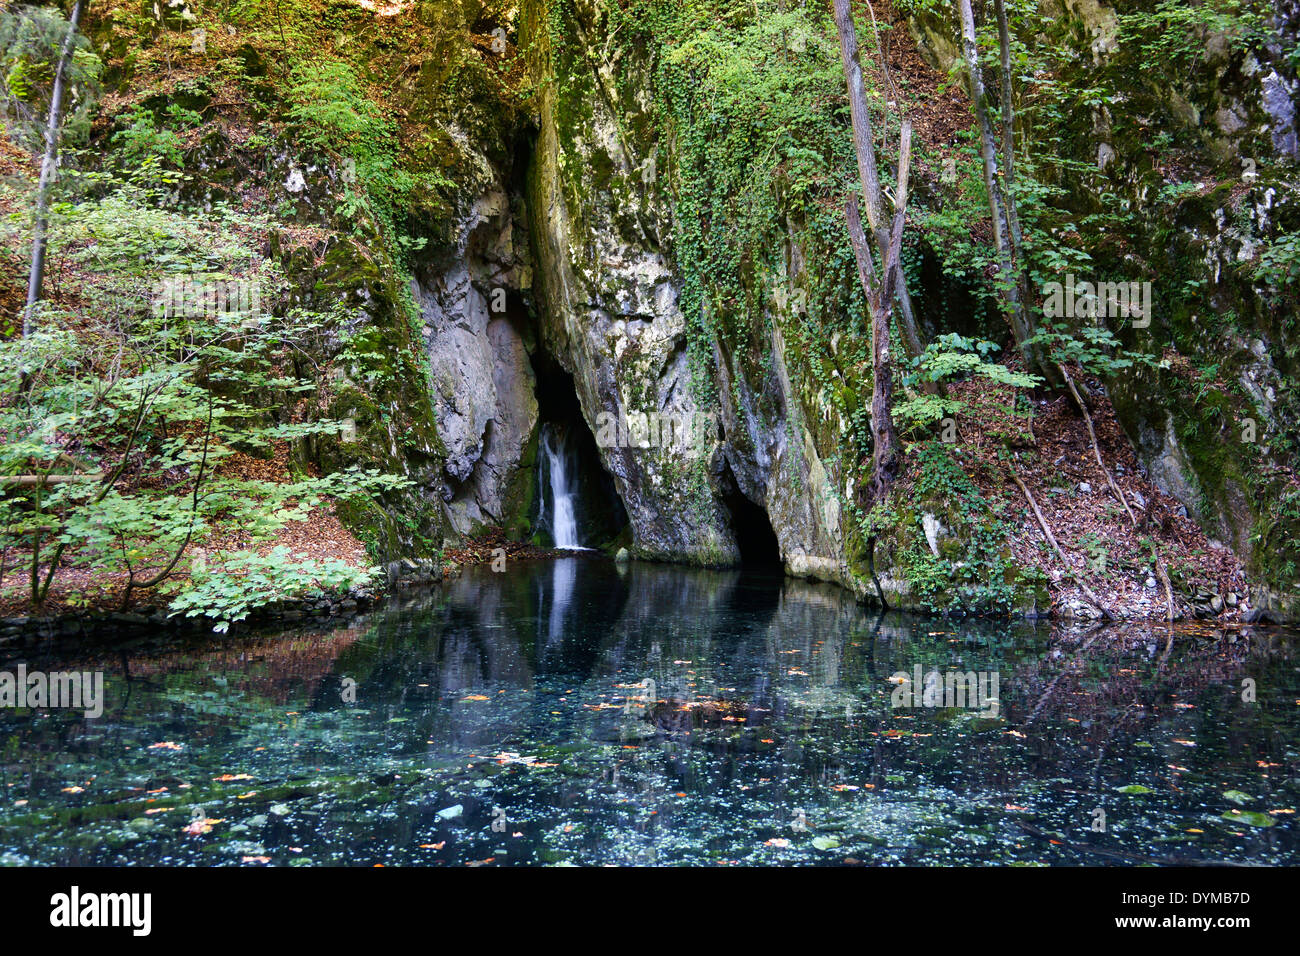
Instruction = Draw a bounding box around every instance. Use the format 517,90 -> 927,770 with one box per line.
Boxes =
845,120 -> 912,502
956,0 -> 1053,380
990,0 -> 1060,391
994,0 -> 1022,257
832,0 -> 926,363
957,0 -> 1014,314
24,0 -> 84,335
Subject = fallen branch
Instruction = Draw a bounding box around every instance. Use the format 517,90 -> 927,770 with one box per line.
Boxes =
1008,458 -> 1112,620
1060,365 -> 1137,526
0,473 -> 105,487
1060,364 -> 1178,622
1153,541 -> 1179,623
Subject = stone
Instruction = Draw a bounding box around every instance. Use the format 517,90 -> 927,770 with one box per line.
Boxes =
436,804 -> 464,821
921,513 -> 944,557
1061,597 -> 1104,620
614,547 -> 630,563
1078,482 -> 1092,493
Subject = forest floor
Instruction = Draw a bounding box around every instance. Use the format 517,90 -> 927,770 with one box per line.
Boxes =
918,368 -> 1249,622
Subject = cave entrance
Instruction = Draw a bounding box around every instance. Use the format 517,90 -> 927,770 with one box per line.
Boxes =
720,462 -> 782,567
532,353 -> 628,549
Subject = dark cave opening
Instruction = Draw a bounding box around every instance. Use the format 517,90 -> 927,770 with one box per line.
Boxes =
531,351 -> 628,548
720,462 -> 782,567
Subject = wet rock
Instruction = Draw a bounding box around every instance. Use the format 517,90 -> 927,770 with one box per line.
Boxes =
1061,597 -> 1104,620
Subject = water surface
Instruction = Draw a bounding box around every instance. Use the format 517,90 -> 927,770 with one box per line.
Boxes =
1,558 -> 1297,866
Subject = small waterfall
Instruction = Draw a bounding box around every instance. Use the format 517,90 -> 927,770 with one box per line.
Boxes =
541,424 -> 582,549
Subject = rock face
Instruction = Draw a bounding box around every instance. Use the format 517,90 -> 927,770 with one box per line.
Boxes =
413,185 -> 538,540
520,0 -> 857,585
524,0 -> 737,565
906,0 -> 1300,616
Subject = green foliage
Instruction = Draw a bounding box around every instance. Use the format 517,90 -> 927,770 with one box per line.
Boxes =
1117,0 -> 1267,70
895,442 -> 1022,615
169,547 -> 378,633
603,0 -> 873,396
0,175 -> 408,624
285,59 -> 447,254
1251,231 -> 1300,295
109,104 -> 196,177
0,5 -> 101,150
1027,322 -> 1159,376
896,335 -> 1040,430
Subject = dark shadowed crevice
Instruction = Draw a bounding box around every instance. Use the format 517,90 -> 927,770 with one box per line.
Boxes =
720,461 -> 781,566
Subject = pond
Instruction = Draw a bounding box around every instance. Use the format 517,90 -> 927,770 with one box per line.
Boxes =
1,557 -> 1297,866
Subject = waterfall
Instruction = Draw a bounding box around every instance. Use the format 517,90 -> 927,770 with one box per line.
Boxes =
541,424 -> 582,549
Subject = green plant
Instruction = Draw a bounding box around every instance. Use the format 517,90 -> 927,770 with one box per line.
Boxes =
0,174 -> 408,619
0,5 -> 101,150
896,334 -> 1040,431
1027,322 -> 1159,377
169,547 -> 378,632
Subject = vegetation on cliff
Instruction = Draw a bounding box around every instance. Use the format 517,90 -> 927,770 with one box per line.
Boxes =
0,0 -> 1297,627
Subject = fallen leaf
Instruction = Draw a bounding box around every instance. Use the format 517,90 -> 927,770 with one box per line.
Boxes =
182,817 -> 225,836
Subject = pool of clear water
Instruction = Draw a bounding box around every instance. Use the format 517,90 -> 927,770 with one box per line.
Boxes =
1,557 -> 1297,865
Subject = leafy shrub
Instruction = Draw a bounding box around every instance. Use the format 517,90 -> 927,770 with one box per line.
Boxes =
169,548 -> 378,632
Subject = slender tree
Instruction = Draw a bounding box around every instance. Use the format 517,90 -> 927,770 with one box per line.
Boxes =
832,0 -> 925,364
24,0 -> 84,335
955,0 -> 1056,381
833,0 -> 914,502
845,129 -> 911,501
994,0 -> 1022,260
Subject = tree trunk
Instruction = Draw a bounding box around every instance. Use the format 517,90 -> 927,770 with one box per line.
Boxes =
957,0 -> 1052,379
24,0 -> 84,334
831,0 -> 926,364
991,0 -> 1059,387
994,0 -> 1022,257
845,119 -> 912,502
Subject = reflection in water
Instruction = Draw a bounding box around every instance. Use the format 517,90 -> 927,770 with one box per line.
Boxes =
0,559 -> 1297,866
544,557 -> 578,649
